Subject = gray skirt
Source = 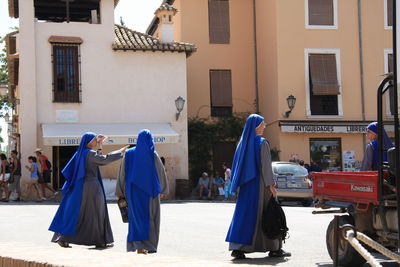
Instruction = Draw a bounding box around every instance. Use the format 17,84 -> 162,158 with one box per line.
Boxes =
52,177 -> 114,246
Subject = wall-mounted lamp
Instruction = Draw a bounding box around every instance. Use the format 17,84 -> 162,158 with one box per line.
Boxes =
282,95 -> 296,118
175,96 -> 185,121
4,113 -> 10,123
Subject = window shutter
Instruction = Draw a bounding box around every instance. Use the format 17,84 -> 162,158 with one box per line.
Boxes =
388,53 -> 394,73
208,0 -> 230,44
210,70 -> 232,107
308,0 -> 334,26
388,0 -> 393,27
309,54 -> 340,95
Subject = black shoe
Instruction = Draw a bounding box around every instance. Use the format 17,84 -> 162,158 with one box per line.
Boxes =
231,250 -> 246,260
269,249 -> 291,257
57,241 -> 71,248
13,198 -> 20,202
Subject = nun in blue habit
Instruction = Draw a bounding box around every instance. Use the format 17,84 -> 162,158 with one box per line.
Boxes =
226,114 -> 291,259
360,122 -> 394,171
116,129 -> 169,254
49,132 -> 128,248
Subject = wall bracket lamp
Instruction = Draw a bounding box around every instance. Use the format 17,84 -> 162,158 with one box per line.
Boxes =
282,95 -> 296,118
175,96 -> 185,121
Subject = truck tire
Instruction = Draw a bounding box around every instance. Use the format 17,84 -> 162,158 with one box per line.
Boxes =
301,198 -> 313,207
326,215 -> 366,267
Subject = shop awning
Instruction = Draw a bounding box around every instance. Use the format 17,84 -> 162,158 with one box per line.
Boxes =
42,123 -> 179,146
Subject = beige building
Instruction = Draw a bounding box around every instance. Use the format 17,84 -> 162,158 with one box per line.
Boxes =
6,0 -> 195,199
148,0 -> 395,172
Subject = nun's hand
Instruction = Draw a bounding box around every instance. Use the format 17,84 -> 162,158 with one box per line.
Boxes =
160,194 -> 165,199
270,185 -> 278,197
119,145 -> 130,153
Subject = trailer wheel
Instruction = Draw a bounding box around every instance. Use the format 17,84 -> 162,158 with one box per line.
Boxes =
326,215 -> 366,267
301,198 -> 313,207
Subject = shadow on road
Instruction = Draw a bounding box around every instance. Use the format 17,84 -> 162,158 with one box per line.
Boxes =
315,260 -> 399,267
230,256 -> 288,265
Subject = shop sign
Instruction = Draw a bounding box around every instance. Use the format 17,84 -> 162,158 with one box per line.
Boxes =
45,136 -> 177,146
282,125 -> 367,133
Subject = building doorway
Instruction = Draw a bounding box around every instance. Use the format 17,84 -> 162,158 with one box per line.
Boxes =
212,141 -> 236,177
52,146 -> 77,190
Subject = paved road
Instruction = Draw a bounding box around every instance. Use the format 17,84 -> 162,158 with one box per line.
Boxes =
0,201 -> 397,266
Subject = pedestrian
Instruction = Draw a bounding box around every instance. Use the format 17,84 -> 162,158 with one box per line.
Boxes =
226,114 -> 291,259
222,162 -> 235,200
361,122 -> 394,171
49,133 -> 128,248
198,172 -> 211,199
116,129 -> 169,254
299,160 -> 308,174
24,156 -> 42,202
211,171 -> 225,198
0,153 -> 10,202
8,150 -> 22,201
34,148 -> 56,200
309,160 -> 322,173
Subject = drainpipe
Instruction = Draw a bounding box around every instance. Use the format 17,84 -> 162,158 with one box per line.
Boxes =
358,0 -> 367,149
253,0 -> 260,114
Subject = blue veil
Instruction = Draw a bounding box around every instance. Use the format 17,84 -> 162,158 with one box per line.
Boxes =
230,114 -> 265,193
125,129 -> 161,242
367,122 -> 394,169
49,132 -> 96,235
226,114 -> 265,245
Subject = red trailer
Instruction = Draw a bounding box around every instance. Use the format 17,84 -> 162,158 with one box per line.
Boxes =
313,168 -> 398,266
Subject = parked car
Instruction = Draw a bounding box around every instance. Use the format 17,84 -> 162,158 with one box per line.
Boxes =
272,161 -> 313,207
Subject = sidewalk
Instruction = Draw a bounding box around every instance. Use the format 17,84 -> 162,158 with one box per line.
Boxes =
0,242 -> 233,267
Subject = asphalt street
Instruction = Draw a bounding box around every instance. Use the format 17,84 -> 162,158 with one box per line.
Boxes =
0,201 -> 397,266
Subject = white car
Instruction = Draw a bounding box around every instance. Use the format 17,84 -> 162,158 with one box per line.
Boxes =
272,161 -> 313,207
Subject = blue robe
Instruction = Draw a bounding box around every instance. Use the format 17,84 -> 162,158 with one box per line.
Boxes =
49,133 -> 96,236
125,130 -> 161,242
226,114 -> 265,245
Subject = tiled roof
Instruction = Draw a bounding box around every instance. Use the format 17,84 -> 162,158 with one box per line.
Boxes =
155,3 -> 178,14
113,25 -> 196,56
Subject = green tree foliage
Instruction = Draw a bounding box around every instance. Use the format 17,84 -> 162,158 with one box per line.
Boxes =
0,35 -> 13,114
188,113 -> 249,187
0,37 -> 8,85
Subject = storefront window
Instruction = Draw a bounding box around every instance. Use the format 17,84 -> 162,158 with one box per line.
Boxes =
310,138 -> 342,172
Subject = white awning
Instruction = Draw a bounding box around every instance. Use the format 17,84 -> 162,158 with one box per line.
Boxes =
42,123 -> 179,146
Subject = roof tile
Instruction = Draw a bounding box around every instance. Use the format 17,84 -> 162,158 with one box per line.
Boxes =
113,25 -> 196,56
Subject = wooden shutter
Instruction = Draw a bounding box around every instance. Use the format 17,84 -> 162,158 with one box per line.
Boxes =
208,0 -> 230,44
308,0 -> 334,26
210,70 -> 232,107
388,53 -> 394,73
309,54 -> 340,95
52,45 -> 80,102
388,0 -> 393,27
388,53 -> 395,114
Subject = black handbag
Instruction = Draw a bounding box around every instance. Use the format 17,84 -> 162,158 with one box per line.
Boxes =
262,196 -> 289,241
117,198 -> 129,223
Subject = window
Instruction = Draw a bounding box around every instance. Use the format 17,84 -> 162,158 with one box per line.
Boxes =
306,0 -> 337,29
308,53 -> 340,116
210,70 -> 232,117
34,0 -> 101,23
310,138 -> 342,172
385,0 -> 393,29
385,50 -> 395,116
52,43 -> 81,103
208,0 -> 230,44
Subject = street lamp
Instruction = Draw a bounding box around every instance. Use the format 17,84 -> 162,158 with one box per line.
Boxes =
283,95 -> 296,118
175,96 -> 185,121
4,113 -> 10,123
